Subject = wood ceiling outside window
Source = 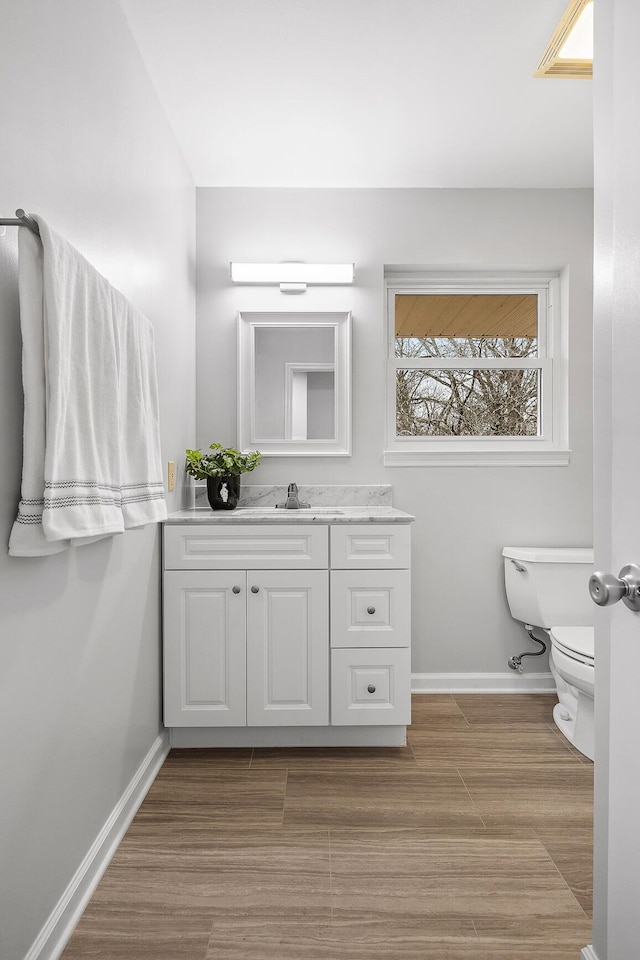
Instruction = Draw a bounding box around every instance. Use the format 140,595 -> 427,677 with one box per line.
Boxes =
394,294 -> 538,339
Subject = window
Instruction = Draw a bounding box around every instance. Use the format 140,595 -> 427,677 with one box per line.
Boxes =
384,272 -> 569,466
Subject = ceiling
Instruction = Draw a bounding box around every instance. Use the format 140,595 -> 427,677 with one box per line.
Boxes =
121,0 -> 593,189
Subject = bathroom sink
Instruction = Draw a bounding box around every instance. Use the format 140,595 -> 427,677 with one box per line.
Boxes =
236,507 -> 345,515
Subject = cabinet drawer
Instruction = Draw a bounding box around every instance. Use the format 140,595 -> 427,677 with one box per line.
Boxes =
330,570 -> 411,648
330,524 -> 410,569
164,524 -> 328,570
331,647 -> 411,726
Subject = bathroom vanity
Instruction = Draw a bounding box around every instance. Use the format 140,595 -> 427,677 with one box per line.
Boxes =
162,501 -> 414,747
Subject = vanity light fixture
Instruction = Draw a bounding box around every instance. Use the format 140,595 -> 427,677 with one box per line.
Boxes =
534,0 -> 593,78
230,262 -> 355,294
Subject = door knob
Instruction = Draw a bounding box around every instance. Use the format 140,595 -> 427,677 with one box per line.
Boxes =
589,563 -> 640,612
250,585 -> 259,594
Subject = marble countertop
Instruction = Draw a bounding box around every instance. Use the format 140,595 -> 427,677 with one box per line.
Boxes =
167,484 -> 413,523
165,505 -> 414,524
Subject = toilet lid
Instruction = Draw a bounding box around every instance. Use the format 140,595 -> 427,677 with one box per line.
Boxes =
551,626 -> 595,660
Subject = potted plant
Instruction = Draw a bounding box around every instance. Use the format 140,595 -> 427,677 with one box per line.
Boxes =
185,443 -> 262,510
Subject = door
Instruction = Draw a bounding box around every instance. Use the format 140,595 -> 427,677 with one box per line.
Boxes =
163,571 -> 246,727
592,2 -> 640,956
246,569 -> 329,726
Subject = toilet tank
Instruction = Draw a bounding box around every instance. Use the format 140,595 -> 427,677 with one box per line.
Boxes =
503,546 -> 594,628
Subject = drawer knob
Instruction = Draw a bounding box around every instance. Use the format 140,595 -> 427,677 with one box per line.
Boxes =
367,684 -> 376,694
250,585 -> 260,594
367,605 -> 376,615
232,585 -> 241,594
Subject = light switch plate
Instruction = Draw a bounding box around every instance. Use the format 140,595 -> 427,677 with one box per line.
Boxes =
167,461 -> 176,492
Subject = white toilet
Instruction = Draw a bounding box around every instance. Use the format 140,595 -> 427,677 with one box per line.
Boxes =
503,546 -> 595,761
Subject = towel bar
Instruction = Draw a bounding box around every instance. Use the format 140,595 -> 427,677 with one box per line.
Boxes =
0,209 -> 40,236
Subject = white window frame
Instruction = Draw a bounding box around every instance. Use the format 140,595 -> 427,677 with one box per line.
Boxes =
384,271 -> 569,467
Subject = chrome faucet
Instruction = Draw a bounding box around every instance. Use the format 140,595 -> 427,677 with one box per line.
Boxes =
276,482 -> 310,509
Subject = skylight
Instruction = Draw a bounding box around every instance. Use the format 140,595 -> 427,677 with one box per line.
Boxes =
534,0 -> 593,78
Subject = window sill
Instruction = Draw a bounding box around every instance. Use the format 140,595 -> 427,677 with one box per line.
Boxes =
383,448 -> 571,467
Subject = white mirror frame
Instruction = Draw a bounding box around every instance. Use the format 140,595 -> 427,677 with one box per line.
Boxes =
237,311 -> 352,456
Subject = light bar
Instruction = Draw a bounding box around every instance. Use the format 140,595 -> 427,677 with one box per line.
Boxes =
230,262 -> 355,285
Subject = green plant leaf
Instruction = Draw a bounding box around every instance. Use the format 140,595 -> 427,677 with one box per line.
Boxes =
185,443 -> 262,478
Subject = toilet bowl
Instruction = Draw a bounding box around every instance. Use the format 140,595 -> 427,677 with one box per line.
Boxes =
503,546 -> 595,760
549,626 -> 595,761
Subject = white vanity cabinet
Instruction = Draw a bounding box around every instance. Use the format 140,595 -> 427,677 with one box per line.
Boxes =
162,512 -> 413,746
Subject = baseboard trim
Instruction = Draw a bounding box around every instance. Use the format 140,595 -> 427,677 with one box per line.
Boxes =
25,732 -> 170,960
411,672 -> 556,694
581,946 -> 599,960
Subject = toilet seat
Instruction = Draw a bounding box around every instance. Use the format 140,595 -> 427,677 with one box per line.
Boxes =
550,626 -> 594,665
550,626 -> 594,705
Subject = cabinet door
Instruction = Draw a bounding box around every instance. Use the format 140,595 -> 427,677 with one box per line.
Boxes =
246,570 -> 329,726
163,571 -> 246,727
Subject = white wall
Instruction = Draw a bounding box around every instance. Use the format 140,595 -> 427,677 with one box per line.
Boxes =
0,3 -> 195,958
197,188 -> 593,678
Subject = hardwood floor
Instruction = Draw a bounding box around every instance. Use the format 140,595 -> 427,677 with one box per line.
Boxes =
61,694 -> 593,960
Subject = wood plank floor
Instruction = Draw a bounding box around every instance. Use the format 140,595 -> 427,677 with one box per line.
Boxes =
61,694 -> 593,960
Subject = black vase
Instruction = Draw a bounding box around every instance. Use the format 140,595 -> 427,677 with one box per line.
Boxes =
206,475 -> 240,510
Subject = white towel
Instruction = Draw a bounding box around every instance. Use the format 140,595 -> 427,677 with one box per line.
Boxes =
8,227 -> 69,555
9,217 -> 167,556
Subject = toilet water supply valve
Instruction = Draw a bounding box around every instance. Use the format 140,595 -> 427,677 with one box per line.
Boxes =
508,624 -> 548,673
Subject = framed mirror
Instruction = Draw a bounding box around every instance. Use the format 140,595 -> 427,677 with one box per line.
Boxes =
238,311 -> 351,456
